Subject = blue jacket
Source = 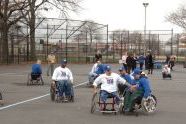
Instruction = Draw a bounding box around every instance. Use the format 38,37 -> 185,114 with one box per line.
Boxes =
32,64 -> 42,74
138,55 -> 145,64
120,74 -> 134,85
134,76 -> 151,98
95,64 -> 105,75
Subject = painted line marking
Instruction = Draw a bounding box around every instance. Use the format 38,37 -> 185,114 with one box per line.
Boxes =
0,73 -> 49,78
0,81 -> 88,111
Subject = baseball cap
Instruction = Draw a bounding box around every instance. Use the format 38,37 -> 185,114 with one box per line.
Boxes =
105,65 -> 111,71
132,69 -> 142,76
61,59 -> 67,64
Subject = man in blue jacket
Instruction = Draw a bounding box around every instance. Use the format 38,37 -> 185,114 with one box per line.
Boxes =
119,66 -> 134,84
118,66 -> 134,95
124,68 -> 151,112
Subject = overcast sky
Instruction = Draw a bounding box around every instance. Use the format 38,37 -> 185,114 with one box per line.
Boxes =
44,0 -> 186,33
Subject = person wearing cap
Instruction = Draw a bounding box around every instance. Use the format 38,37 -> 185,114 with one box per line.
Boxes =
52,59 -> 74,101
162,64 -> 171,79
123,68 -> 151,112
118,66 -> 134,84
93,65 -> 137,110
47,52 -> 56,76
118,66 -> 134,96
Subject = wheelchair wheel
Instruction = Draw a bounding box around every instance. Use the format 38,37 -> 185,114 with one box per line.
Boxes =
50,85 -> 56,101
27,73 -> 31,86
90,93 -> 98,113
0,92 -> 3,105
141,95 -> 157,114
0,92 -> 2,100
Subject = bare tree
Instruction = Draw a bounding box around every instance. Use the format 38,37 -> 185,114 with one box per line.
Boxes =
0,0 -> 29,63
166,5 -> 186,30
22,0 -> 81,60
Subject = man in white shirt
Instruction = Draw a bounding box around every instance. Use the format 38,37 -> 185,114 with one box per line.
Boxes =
93,65 -> 136,110
52,59 -> 74,100
162,65 -> 171,79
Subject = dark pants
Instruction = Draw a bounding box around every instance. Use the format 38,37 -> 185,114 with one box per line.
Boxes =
123,63 -> 128,72
31,73 -> 44,82
124,89 -> 143,111
47,63 -> 54,76
139,63 -> 144,70
127,66 -> 132,74
169,61 -> 174,70
148,63 -> 153,74
162,73 -> 171,78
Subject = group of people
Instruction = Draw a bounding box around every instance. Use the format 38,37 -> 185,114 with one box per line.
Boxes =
30,50 -> 155,112
30,52 -> 74,101
122,51 -> 154,75
89,58 -> 152,112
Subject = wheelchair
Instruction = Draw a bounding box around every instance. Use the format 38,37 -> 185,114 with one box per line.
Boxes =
162,73 -> 172,80
119,87 -> 157,116
50,81 -> 74,103
88,74 -> 99,86
27,73 -> 44,85
0,92 -> 4,106
90,90 -> 121,115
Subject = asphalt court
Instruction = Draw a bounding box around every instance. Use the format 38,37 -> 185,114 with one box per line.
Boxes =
0,64 -> 186,124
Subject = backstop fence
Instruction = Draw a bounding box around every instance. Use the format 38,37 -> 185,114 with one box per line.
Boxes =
0,18 -> 185,64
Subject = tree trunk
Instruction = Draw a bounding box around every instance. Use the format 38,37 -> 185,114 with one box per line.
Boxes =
29,0 -> 36,61
30,20 -> 36,61
1,25 -> 9,64
10,34 -> 14,63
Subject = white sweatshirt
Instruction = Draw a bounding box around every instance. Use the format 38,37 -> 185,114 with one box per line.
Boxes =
93,73 -> 130,93
52,66 -> 73,83
90,63 -> 98,74
162,67 -> 171,74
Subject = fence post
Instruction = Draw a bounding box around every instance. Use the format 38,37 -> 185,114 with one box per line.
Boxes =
171,29 -> 174,55
65,21 -> 68,60
106,24 -> 109,63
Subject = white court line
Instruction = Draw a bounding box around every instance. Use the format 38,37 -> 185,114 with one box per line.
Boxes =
0,81 -> 88,111
0,73 -> 49,78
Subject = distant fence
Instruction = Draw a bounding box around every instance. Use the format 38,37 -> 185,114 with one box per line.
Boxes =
0,18 -> 185,64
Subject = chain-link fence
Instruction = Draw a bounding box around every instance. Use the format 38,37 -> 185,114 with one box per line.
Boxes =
0,18 -> 185,64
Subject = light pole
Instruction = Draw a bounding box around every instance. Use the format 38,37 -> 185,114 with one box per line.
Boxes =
143,2 -> 149,54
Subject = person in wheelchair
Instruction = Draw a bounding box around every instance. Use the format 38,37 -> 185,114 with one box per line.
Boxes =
93,65 -> 136,111
31,60 -> 43,82
124,68 -> 151,112
118,66 -> 134,95
0,92 -> 3,105
52,59 -> 74,101
88,61 -> 105,85
162,65 -> 171,79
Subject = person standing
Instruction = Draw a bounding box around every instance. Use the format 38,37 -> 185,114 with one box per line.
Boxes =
146,52 -> 154,74
169,55 -> 175,70
95,50 -> 102,62
47,52 -> 56,76
126,53 -> 133,74
138,54 -> 145,70
131,53 -> 137,71
122,52 -> 128,71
